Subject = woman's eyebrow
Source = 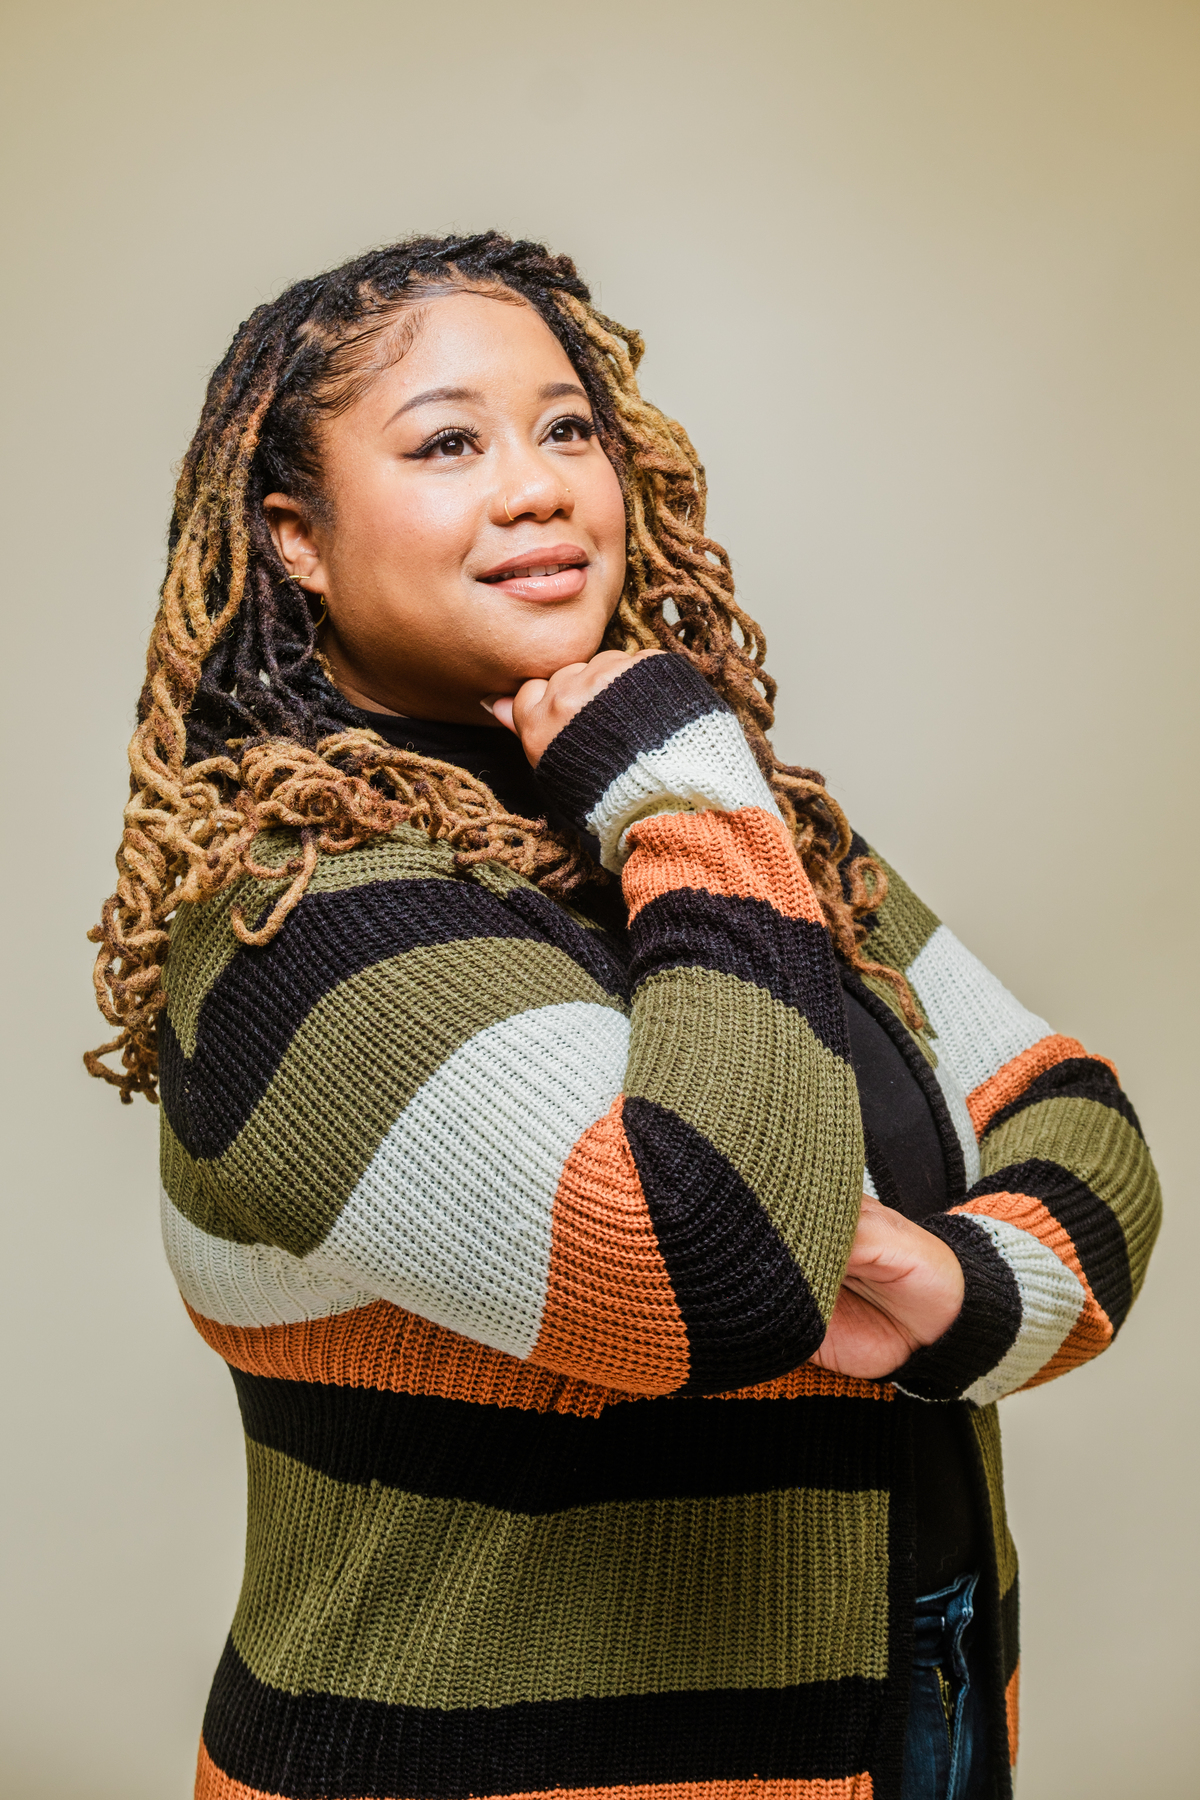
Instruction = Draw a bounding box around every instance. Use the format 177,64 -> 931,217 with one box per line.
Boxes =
384,385 -> 481,428
384,381 -> 589,432
539,382 -> 590,403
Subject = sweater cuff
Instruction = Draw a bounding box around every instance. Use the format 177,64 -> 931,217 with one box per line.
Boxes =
535,654 -> 780,872
890,1212 -> 1023,1403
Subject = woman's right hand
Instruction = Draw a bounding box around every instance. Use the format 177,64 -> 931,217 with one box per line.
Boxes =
486,648 -> 662,767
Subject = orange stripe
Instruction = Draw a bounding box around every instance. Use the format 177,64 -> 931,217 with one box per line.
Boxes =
623,806 -> 826,928
951,1192 -> 1112,1386
717,1365 -> 894,1402
966,1034 -> 1118,1137
532,1097 -> 689,1394
196,1746 -> 872,1800
184,1298 -> 618,1419
197,1739 -> 279,1799
1005,1662 -> 1020,1766
186,1297 -> 891,1411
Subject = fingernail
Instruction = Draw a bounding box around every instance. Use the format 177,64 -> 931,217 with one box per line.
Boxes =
479,696 -> 496,715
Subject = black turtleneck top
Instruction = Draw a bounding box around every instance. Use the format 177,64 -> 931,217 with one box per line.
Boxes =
354,704 -> 980,1592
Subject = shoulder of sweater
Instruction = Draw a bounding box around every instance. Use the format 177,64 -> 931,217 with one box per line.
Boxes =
162,827 -> 491,1011
161,825 -> 617,1037
166,824 -> 451,948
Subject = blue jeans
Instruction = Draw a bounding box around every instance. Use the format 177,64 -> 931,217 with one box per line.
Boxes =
900,1572 -> 990,1800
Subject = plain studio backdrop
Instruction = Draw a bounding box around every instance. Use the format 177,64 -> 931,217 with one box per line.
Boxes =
1,2 -> 1196,1794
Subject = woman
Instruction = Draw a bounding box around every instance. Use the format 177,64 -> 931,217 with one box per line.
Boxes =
88,233 -> 1160,1800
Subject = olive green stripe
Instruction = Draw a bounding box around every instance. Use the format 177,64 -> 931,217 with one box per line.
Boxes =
162,938 -> 624,1254
981,1096 -> 1162,1296
164,826 -> 463,1056
626,967 -> 863,1321
161,1115 -> 262,1245
970,1403 -> 1017,1597
861,849 -> 941,972
231,1442 -> 890,1708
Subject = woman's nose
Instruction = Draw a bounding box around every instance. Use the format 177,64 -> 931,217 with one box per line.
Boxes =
490,456 -> 573,525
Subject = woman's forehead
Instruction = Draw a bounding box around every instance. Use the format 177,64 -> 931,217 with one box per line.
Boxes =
351,291 -> 578,421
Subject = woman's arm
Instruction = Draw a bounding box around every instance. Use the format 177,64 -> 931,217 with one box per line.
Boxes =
856,855 -> 1162,1404
160,655 -> 866,1397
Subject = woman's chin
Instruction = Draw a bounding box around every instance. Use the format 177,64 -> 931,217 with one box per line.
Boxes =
496,635 -> 609,686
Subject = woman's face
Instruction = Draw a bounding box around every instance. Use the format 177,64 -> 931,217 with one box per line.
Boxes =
265,290 -> 629,723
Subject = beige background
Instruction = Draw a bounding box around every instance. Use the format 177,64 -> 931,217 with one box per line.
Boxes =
2,2 -> 1197,1794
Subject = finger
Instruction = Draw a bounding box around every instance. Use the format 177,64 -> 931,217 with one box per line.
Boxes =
509,677 -> 550,741
483,695 -> 517,732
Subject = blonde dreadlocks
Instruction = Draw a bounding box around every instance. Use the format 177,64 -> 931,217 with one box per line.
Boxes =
87,231 -> 920,1104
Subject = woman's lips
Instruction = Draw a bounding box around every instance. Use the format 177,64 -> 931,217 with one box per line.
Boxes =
485,565 -> 589,602
477,545 -> 590,603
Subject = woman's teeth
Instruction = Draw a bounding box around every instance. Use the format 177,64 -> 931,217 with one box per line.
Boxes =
484,561 -> 583,584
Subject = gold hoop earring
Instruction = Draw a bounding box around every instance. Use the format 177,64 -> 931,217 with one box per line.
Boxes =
504,497 -> 516,522
312,596 -> 328,627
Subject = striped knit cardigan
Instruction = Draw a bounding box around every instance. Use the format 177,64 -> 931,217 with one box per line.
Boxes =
160,656 -> 1161,1800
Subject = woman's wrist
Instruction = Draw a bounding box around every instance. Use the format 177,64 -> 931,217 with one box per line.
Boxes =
890,1212 -> 1023,1400
531,651 -> 781,871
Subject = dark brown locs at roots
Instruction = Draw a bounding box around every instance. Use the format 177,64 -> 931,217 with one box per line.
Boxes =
86,231 -> 922,1103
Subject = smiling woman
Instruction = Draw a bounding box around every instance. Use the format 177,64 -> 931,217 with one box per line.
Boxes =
263,296 -> 630,720
87,232 -> 1160,1800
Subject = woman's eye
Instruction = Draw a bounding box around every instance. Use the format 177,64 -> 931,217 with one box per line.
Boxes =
546,415 -> 594,444
409,426 -> 481,460
430,431 -> 473,457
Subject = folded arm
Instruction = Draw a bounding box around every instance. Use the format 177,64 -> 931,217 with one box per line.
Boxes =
161,655 -> 866,1396
858,864 -> 1162,1404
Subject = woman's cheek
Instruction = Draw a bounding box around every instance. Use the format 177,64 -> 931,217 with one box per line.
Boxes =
594,469 -> 630,587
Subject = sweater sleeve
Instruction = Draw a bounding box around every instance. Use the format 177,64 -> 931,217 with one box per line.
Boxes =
159,656 -> 865,1397
861,854 -> 1163,1406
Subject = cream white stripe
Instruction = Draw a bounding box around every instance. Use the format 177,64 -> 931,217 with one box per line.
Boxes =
585,710 -> 781,871
908,926 -> 1052,1097
317,1001 -> 630,1359
959,1215 -> 1086,1405
160,1185 -> 373,1328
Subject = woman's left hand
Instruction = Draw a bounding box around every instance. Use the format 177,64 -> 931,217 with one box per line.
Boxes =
810,1194 -> 965,1379
486,648 -> 662,766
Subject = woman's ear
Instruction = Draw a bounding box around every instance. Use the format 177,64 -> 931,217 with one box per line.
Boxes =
263,493 -> 327,591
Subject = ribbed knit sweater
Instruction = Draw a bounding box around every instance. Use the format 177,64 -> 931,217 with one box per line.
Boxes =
161,657 -> 1161,1800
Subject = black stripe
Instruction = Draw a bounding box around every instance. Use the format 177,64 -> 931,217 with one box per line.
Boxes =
230,1371 -> 894,1506
632,889 -> 849,1056
202,1637 -> 884,1798
841,969 -> 968,1203
970,1158 -> 1135,1333
484,881 -> 630,999
161,876 -> 625,1160
982,1055 -> 1145,1143
892,1215 -> 1022,1402
623,1097 -> 825,1394
536,653 -> 730,829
